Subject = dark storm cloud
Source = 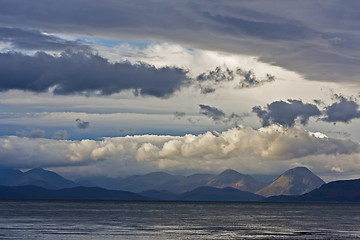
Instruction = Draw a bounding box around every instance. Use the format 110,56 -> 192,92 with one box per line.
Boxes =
75,119 -> 90,130
0,26 -> 87,51
0,51 -> 190,98
323,97 -> 360,123
253,100 -> 321,127
0,0 -> 360,83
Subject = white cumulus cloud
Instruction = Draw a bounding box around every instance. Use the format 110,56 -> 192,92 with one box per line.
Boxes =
0,125 -> 359,178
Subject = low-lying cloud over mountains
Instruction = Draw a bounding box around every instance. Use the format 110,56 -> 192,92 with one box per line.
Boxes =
0,125 -> 359,178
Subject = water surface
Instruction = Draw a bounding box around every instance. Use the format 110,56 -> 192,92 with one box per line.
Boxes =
1,200 -> 360,239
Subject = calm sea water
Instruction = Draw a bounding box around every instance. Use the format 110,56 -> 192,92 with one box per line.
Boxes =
0,200 -> 360,239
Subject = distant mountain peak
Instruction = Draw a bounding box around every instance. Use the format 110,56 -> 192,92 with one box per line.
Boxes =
207,169 -> 265,192
285,166 -> 312,174
220,169 -> 242,175
27,168 -> 46,173
256,167 -> 325,197
18,167 -> 75,189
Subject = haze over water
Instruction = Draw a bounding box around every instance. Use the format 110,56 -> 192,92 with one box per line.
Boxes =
1,200 -> 360,239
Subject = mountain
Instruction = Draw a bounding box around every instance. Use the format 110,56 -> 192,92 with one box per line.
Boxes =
169,173 -> 215,192
74,179 -> 97,187
251,174 -> 278,185
139,190 -> 180,200
256,167 -> 325,197
9,168 -> 76,189
76,176 -> 122,189
206,169 -> 265,192
0,167 -> 23,185
114,170 -> 265,193
178,186 -> 264,201
0,185 -> 148,200
297,178 -> 360,202
113,172 -> 186,192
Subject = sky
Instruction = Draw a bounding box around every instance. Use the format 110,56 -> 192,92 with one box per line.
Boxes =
1,0 -> 360,181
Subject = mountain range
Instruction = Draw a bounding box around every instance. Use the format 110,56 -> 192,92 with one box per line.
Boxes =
0,166 -> 325,197
110,169 -> 265,193
0,185 -> 148,201
1,166 -> 360,202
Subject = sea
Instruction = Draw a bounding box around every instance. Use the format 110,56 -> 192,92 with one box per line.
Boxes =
0,200 -> 360,239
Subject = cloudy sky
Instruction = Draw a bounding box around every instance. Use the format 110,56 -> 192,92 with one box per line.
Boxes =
1,0 -> 360,181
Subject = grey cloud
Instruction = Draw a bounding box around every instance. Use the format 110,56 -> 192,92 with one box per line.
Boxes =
199,104 -> 243,125
323,97 -> 360,123
76,119 -> 90,130
236,70 -> 275,89
0,1 -> 360,83
253,99 -> 322,127
326,131 -> 351,138
0,26 -> 88,51
199,104 -> 226,121
197,66 -> 275,94
0,51 -> 190,98
174,111 -> 186,120
16,128 -> 46,138
202,11 -> 315,41
119,128 -> 136,134
197,67 -> 234,94
200,87 -> 216,94
197,67 -> 234,82
313,99 -> 325,106
52,130 -> 68,140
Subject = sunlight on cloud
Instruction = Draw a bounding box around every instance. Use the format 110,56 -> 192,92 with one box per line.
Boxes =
1,125 -> 359,178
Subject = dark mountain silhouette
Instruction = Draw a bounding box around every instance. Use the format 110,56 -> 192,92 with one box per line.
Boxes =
0,167 -> 23,185
170,173 -> 215,192
256,167 -> 325,197
297,178 -> 360,202
113,172 -> 186,192
0,185 -> 148,200
113,169 -> 265,193
9,168 -> 76,189
206,169 -> 265,192
76,176 -> 122,189
263,178 -> 360,203
139,189 -> 180,200
74,179 -> 97,187
178,186 -> 264,201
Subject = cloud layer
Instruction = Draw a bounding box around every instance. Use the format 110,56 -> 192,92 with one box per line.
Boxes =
1,0 -> 360,83
0,51 -> 190,98
0,26 -> 87,51
1,126 -> 359,176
